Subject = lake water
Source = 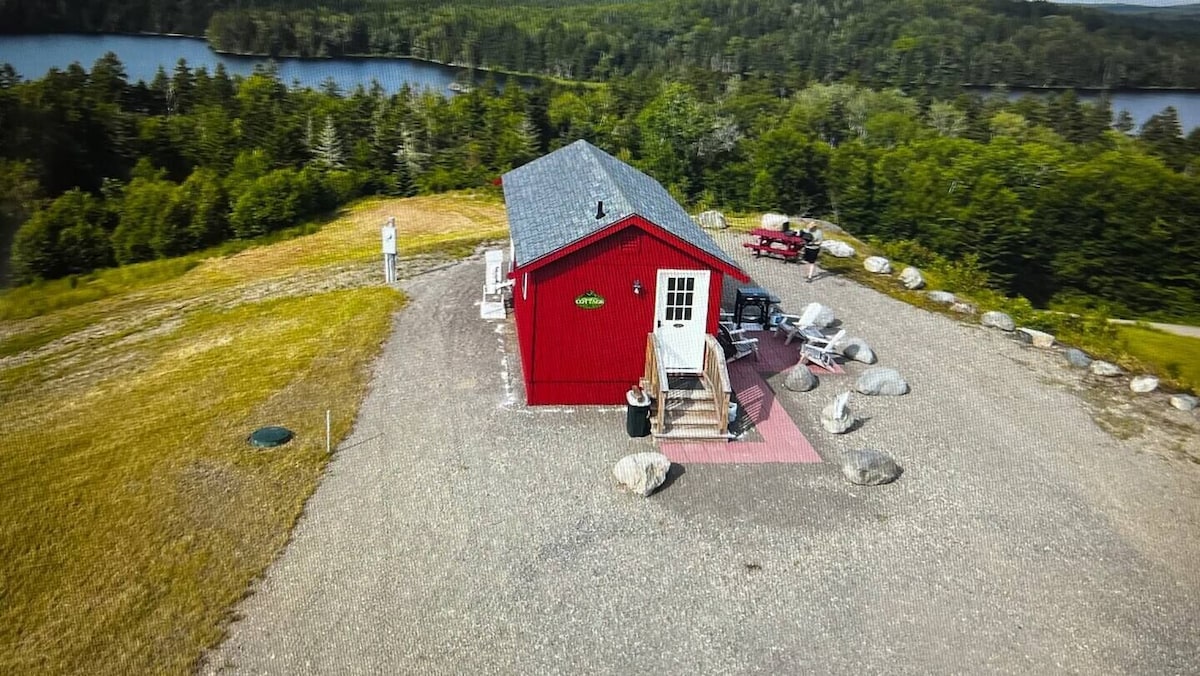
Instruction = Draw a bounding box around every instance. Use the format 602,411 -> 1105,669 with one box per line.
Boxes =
971,87 -> 1200,133
1,34 -> 1199,130
0,34 -> 468,95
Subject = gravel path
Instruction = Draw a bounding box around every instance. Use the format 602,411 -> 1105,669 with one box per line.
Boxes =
1109,318 -> 1200,339
203,237 -> 1200,674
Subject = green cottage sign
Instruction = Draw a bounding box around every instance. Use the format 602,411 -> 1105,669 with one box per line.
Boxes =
575,291 -> 605,309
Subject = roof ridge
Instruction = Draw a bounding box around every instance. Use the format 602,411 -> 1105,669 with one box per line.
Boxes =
502,139 -> 742,275
580,140 -> 632,220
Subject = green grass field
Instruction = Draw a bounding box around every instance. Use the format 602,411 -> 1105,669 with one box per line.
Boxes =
1116,324 -> 1200,393
0,193 -> 508,675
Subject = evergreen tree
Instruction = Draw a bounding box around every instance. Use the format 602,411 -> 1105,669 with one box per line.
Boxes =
88,52 -> 128,106
1139,107 -> 1185,169
312,116 -> 346,169
1114,110 -> 1135,135
391,145 -> 416,197
171,59 -> 195,114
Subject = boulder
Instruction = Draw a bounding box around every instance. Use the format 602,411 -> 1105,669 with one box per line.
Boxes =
855,367 -> 909,396
840,449 -> 903,486
613,453 -> 672,497
950,301 -> 977,315
803,218 -> 844,235
784,365 -> 818,392
1170,394 -> 1198,411
820,239 -> 856,258
697,210 -> 728,229
1090,360 -> 1122,377
821,392 -> 855,434
840,337 -> 877,364
899,266 -> 925,290
980,311 -> 1015,331
798,302 -> 837,329
1016,327 -> 1055,348
927,290 -> 956,304
1065,348 -> 1093,368
863,256 -> 892,274
761,212 -> 790,230
1130,375 -> 1159,393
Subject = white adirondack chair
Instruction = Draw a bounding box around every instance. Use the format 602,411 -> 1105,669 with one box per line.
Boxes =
799,329 -> 845,370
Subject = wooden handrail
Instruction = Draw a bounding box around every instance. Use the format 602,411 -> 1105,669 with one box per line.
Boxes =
702,334 -> 732,436
643,333 -> 671,434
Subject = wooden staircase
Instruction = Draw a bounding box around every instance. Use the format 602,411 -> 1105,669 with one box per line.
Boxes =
643,334 -> 732,441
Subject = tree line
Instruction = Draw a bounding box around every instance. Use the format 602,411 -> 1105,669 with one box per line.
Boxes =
2,55 -> 1199,321
4,0 -> 1200,89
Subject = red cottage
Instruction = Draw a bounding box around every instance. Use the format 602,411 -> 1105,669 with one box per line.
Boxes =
502,140 -> 748,405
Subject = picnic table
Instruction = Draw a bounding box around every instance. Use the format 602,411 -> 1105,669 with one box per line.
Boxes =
743,228 -> 808,263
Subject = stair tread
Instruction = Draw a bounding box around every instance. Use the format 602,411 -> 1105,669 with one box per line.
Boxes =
664,388 -> 713,400
664,399 -> 716,411
654,430 -> 734,441
664,410 -> 717,419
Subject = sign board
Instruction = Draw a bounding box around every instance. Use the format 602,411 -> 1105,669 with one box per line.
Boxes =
381,224 -> 397,254
575,291 -> 605,309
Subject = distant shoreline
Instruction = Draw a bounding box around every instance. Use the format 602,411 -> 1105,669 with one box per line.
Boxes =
9,31 -> 1197,93
108,31 -> 565,85
961,83 -> 1200,94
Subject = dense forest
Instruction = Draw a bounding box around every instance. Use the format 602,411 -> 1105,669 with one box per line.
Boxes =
4,0 -> 1200,89
2,55 -> 1199,321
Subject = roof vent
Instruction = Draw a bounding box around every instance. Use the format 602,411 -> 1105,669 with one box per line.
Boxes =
595,200 -> 606,220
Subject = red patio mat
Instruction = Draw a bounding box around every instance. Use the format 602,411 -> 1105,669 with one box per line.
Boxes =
659,335 -> 827,464
750,329 -> 845,375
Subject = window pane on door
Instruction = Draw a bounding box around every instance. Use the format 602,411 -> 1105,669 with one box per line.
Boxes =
663,275 -> 698,325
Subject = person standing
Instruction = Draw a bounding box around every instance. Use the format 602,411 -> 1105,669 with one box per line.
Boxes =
801,226 -> 822,282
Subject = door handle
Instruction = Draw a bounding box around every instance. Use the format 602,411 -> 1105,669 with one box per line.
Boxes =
673,323 -> 684,328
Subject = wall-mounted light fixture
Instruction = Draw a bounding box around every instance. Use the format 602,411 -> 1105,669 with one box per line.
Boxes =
633,279 -> 643,295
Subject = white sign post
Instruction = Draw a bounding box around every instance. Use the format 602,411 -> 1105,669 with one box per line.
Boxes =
382,217 -> 397,283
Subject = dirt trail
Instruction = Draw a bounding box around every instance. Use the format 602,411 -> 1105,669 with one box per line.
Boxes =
1110,319 -> 1200,339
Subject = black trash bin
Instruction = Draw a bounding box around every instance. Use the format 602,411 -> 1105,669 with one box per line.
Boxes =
625,387 -> 652,437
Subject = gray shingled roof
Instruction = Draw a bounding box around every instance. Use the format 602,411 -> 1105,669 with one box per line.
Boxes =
502,140 -> 741,272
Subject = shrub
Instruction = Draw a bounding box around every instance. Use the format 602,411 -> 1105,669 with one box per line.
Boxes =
871,237 -> 939,268
929,252 -> 990,295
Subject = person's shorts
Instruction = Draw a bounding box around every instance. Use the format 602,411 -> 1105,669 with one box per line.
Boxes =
802,247 -> 820,263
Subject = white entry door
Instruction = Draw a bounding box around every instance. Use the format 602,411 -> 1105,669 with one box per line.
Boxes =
654,269 -> 710,372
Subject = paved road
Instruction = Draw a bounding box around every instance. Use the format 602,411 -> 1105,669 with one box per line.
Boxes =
1110,319 -> 1200,339
203,244 -> 1200,674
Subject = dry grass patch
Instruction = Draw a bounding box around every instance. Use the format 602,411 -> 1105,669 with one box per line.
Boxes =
0,288 -> 403,675
0,193 -> 507,675
0,194 -> 507,362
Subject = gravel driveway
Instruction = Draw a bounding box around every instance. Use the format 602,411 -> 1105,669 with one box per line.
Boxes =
203,234 -> 1200,674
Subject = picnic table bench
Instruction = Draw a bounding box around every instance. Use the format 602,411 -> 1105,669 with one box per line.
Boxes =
743,228 -> 807,263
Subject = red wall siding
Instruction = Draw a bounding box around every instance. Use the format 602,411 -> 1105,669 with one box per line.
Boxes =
517,218 -> 726,405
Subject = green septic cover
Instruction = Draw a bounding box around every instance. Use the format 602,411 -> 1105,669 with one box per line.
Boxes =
249,426 -> 294,448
